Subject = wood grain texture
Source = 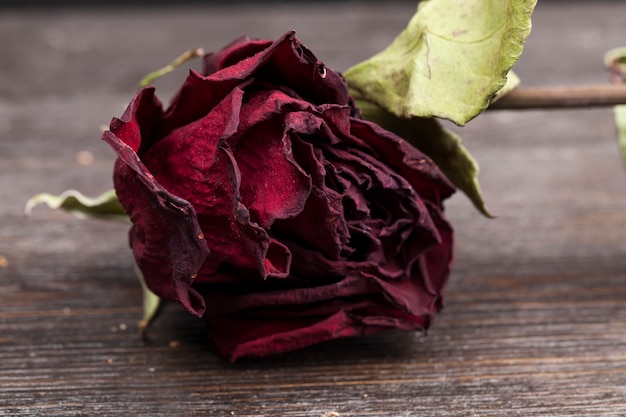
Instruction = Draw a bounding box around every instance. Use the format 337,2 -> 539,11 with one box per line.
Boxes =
2,2 -> 626,415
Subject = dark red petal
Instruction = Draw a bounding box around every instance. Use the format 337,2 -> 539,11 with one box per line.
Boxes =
200,267 -> 438,360
348,118 -> 455,204
418,201 -> 454,311
158,70 -> 248,139
264,239 -> 292,277
102,89 -> 209,316
162,34 -> 294,136
201,272 -> 380,315
141,89 -> 291,279
230,295 -> 432,332
280,241 -> 377,279
107,86 -> 163,154
206,311 -> 369,362
256,32 -> 352,108
205,297 -> 431,361
203,31 -> 353,122
203,36 -> 273,76
233,94 -> 312,228
322,142 -> 443,260
274,185 -> 348,260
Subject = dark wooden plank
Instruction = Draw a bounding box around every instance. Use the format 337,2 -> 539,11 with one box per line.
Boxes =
2,2 -> 626,415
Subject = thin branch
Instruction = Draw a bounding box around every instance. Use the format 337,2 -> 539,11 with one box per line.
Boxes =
137,47 -> 205,89
489,85 -> 626,110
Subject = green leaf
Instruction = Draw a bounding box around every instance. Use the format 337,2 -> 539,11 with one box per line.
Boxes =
136,264 -> 162,336
356,97 -> 494,217
344,0 -> 536,125
615,105 -> 626,167
25,188 -> 128,221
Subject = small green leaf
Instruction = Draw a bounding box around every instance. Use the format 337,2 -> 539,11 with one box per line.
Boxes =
344,0 -> 536,125
136,264 -> 162,336
356,98 -> 494,217
615,105 -> 626,167
25,189 -> 128,221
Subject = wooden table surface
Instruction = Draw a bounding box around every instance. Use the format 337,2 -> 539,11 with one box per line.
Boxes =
3,2 -> 626,415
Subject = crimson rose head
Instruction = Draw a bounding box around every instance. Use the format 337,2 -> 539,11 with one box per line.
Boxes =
102,31 -> 455,361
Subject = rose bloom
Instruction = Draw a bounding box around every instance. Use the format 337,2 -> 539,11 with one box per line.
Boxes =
103,32 -> 455,361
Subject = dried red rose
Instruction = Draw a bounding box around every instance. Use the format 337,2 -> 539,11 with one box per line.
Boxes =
102,31 -> 455,361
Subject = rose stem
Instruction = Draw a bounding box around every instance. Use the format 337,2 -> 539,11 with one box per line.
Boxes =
137,47 -> 205,89
489,85 -> 626,110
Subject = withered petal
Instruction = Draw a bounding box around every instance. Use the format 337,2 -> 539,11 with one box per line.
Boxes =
102,89 -> 209,316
